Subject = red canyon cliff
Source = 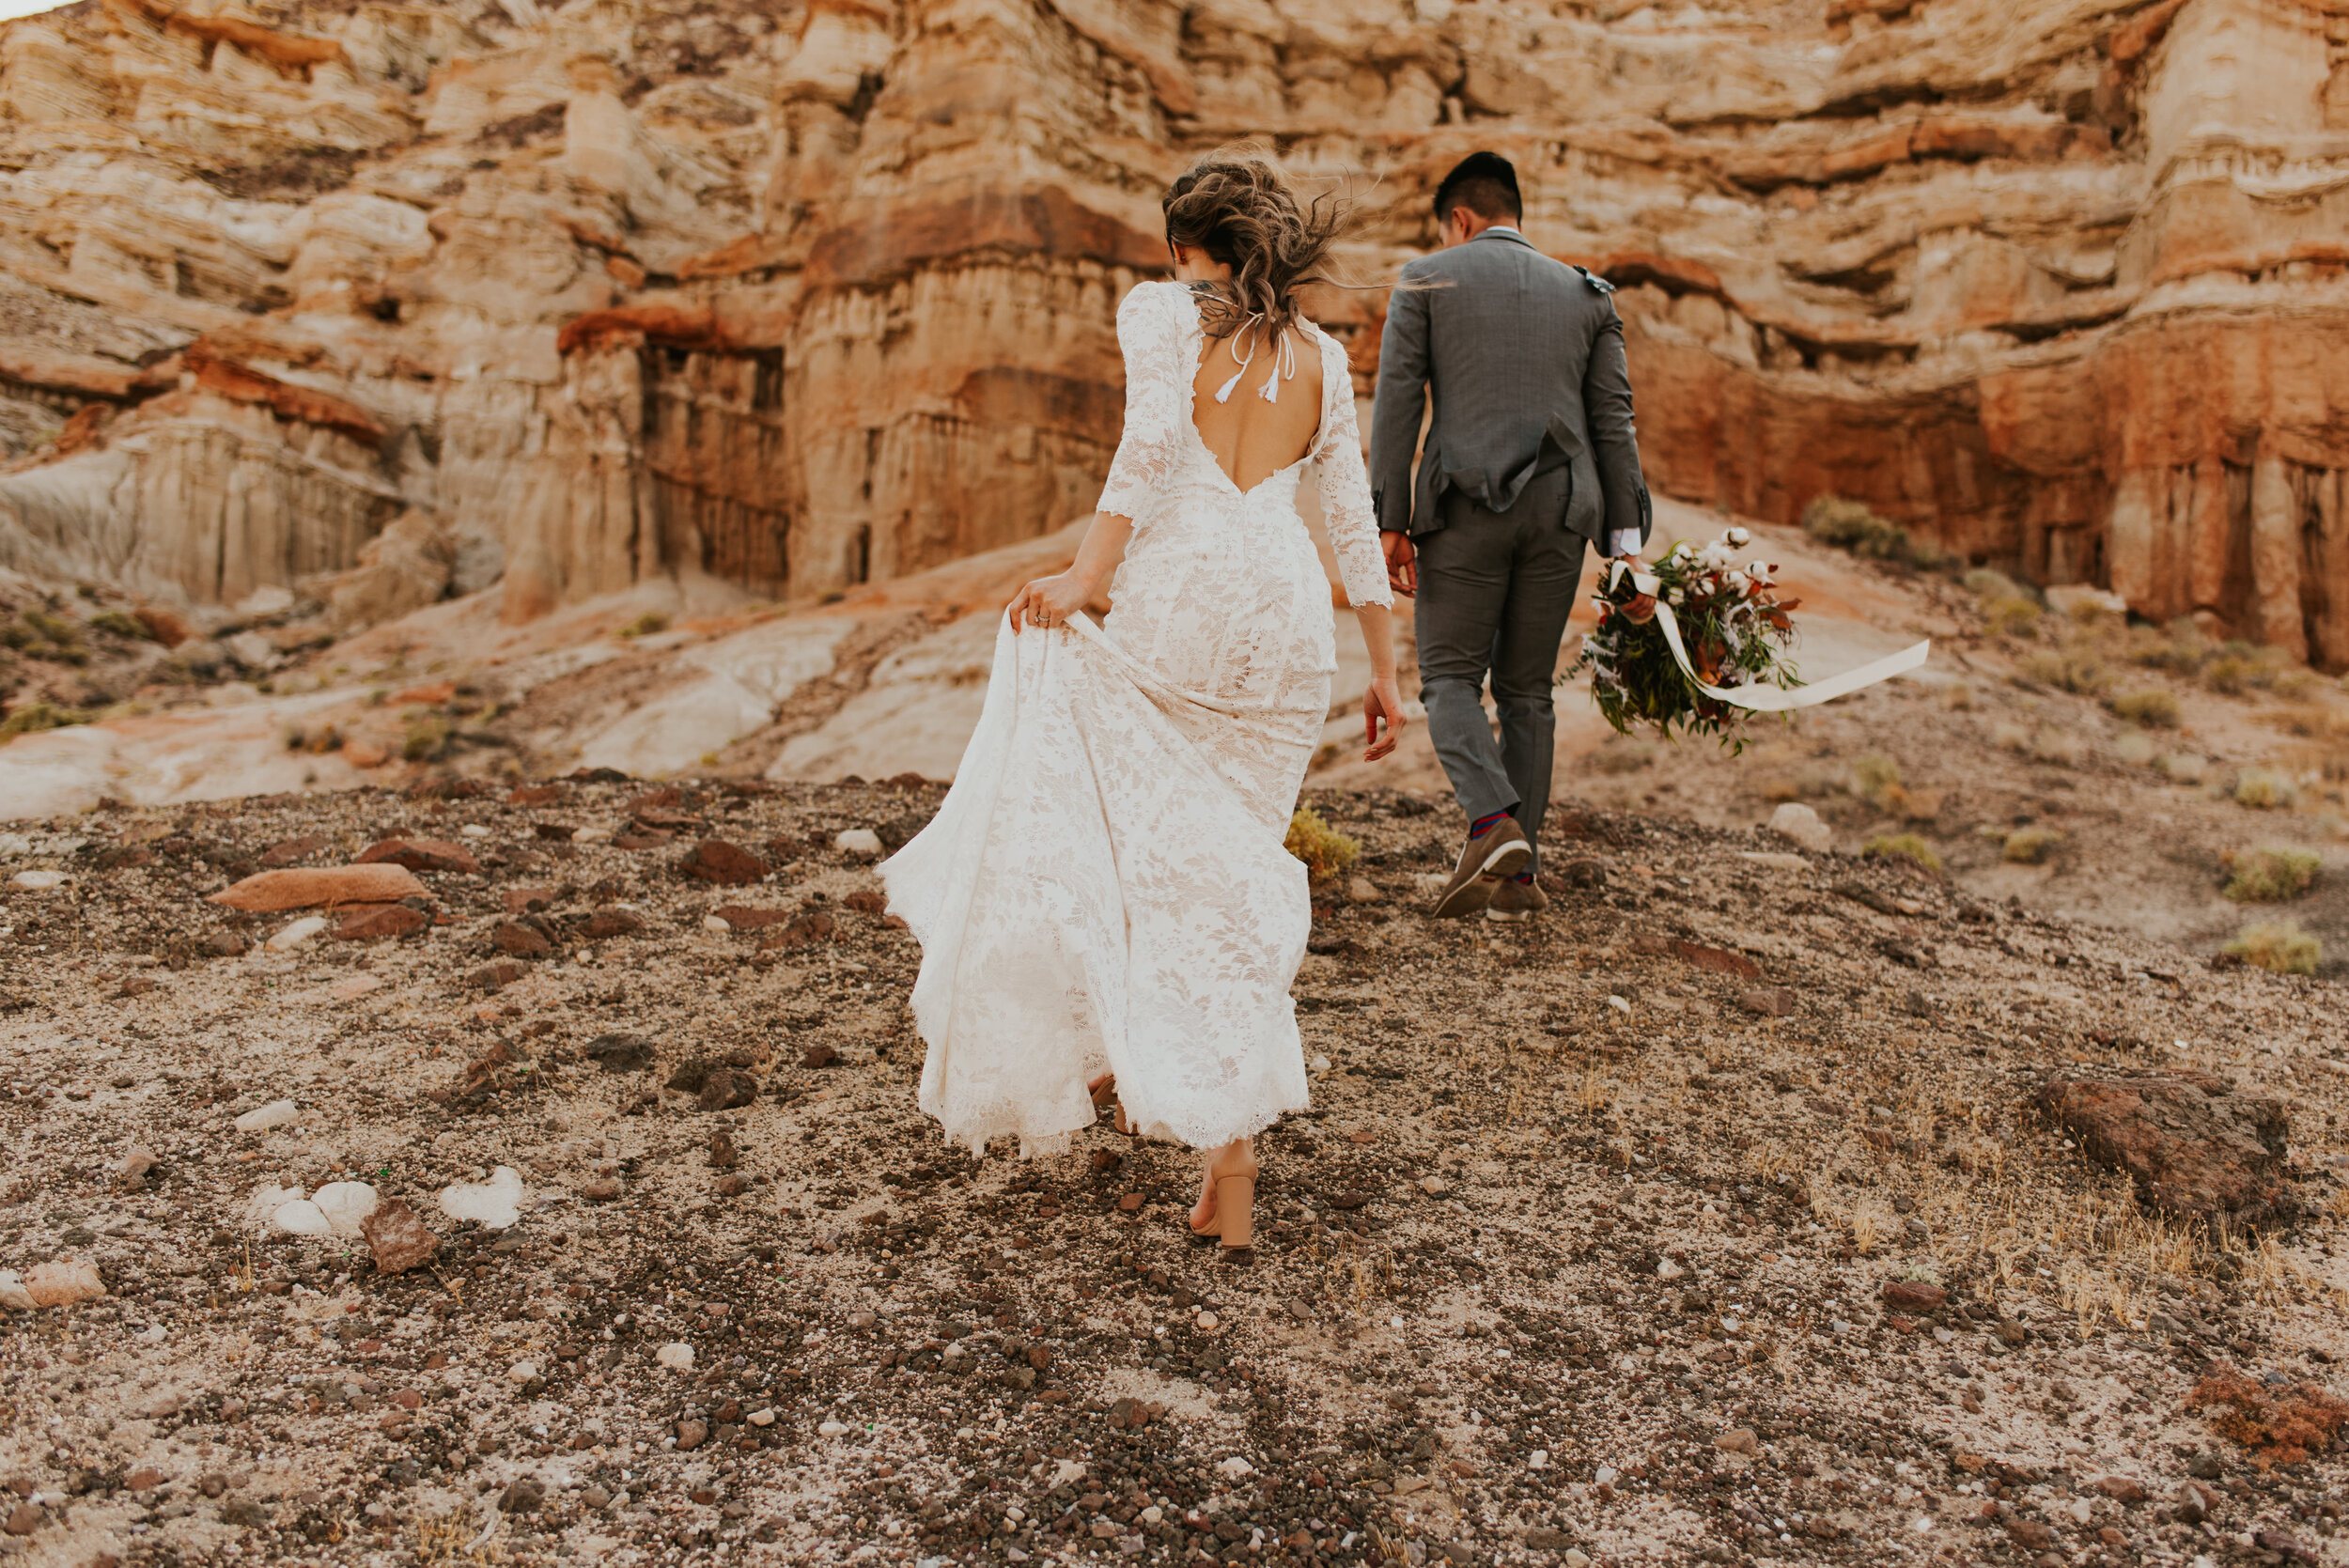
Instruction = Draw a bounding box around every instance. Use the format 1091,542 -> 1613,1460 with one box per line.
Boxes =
0,0 -> 2344,662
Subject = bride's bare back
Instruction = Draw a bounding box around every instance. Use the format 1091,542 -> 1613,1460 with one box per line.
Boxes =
1190,323 -> 1326,494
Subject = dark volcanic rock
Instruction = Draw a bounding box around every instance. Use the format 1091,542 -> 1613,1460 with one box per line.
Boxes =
679,839 -> 768,885
334,903 -> 428,940
491,921 -> 553,958
697,1068 -> 758,1111
357,837 -> 482,875
584,1033 -> 656,1073
361,1201 -> 441,1274
2035,1070 -> 2297,1231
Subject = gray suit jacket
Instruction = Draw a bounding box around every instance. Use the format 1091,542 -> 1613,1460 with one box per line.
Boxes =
1368,229 -> 1652,548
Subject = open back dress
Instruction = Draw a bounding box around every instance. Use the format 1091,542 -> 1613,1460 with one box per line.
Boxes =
880,280 -> 1393,1157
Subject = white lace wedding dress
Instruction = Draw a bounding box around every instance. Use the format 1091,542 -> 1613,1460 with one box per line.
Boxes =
880,281 -> 1394,1157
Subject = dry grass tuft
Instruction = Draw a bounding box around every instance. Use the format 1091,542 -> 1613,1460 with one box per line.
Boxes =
1863,832 -> 1942,874
2221,847 -> 2321,903
2186,1368 -> 2349,1469
2002,827 -> 2062,865
1283,807 -> 1360,882
2225,920 -> 2321,974
2108,688 -> 2181,728
2232,768 -> 2294,810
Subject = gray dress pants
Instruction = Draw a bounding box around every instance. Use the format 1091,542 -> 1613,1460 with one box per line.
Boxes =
1409,465 -> 1587,872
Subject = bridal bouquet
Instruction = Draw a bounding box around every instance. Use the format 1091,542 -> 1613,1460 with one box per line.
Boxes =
1566,528 -> 1802,752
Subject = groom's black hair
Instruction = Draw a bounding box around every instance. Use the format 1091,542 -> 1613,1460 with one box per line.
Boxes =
1433,151 -> 1522,226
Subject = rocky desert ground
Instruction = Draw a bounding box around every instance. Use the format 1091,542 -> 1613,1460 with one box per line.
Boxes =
2,751 -> 2346,1568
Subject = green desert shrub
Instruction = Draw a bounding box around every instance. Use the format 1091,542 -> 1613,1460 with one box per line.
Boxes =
2002,828 -> 2062,864
2222,848 -> 2321,904
1863,832 -> 1942,875
2225,920 -> 2320,975
402,712 -> 452,763
0,701 -> 91,742
2232,768 -> 2293,809
620,612 -> 670,638
1284,807 -> 1359,883
1801,497 -> 1953,570
2108,688 -> 2181,728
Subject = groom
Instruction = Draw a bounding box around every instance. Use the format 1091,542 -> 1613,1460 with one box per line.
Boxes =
1370,151 -> 1653,921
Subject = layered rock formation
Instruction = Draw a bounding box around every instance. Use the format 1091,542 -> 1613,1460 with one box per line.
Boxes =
0,0 -> 2342,663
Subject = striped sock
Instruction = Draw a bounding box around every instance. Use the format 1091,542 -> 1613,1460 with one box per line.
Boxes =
1469,811 -> 1512,839
1510,871 -> 1534,884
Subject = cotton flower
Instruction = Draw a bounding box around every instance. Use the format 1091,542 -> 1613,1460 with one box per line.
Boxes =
1726,526 -> 1750,547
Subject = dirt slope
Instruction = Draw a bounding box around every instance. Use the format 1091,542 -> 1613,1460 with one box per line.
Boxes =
3,778 -> 2345,1566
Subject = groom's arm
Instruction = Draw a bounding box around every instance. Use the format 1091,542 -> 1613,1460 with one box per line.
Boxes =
1367,273 -> 1432,536
1584,299 -> 1653,553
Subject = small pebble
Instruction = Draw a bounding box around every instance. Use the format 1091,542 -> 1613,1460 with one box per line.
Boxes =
748,1407 -> 776,1427
656,1343 -> 694,1372
9,869 -> 67,891
834,828 -> 885,860
817,1419 -> 849,1436
234,1100 -> 299,1133
265,916 -> 329,952
1195,1311 -> 1220,1330
507,1361 -> 538,1384
702,914 -> 732,933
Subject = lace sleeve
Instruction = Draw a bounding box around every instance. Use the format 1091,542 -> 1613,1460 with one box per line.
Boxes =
1312,330 -> 1394,611
1095,283 -> 1190,521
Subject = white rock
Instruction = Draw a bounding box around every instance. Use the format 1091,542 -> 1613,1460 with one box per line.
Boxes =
265,916 -> 329,952
1308,1055 -> 1330,1075
834,828 -> 885,860
747,1407 -> 776,1426
1529,1449 -> 1549,1469
1345,876 -> 1381,903
1766,802 -> 1832,853
23,1260 -> 104,1307
312,1181 -> 380,1237
234,1100 -> 300,1133
9,869 -> 67,891
1562,1551 -> 1593,1568
574,826 -> 613,844
1735,850 -> 1811,872
2046,583 -> 2128,618
0,1270 -> 38,1312
1595,1465 -> 1619,1486
439,1166 -> 525,1230
1657,1256 -> 1686,1280
225,629 -> 277,668
817,1419 -> 849,1436
460,825 -> 490,839
245,1182 -> 304,1222
271,1200 -> 334,1237
508,1361 -> 539,1383
655,1343 -> 695,1372
0,831 -> 28,855
1215,1456 -> 1254,1480
1195,1311 -> 1220,1330
702,914 -> 732,933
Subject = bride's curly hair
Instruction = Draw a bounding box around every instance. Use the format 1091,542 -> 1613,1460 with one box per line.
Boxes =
1161,146 -> 1351,344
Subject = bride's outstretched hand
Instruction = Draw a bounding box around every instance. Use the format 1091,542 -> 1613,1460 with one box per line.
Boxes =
1007,572 -> 1091,634
1362,676 -> 1406,762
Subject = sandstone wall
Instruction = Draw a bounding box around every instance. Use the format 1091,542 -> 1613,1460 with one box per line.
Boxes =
0,0 -> 2342,664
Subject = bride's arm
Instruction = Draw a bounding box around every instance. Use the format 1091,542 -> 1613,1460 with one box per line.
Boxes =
1352,603 -> 1404,762
1007,511 -> 1132,633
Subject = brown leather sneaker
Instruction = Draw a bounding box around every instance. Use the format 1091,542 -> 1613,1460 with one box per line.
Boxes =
1485,876 -> 1549,922
1430,816 -> 1532,917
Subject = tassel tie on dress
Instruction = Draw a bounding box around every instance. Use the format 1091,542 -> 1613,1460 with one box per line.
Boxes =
1213,316 -> 1299,405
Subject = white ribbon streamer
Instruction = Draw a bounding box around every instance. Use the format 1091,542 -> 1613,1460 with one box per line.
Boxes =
1604,559 -> 1929,712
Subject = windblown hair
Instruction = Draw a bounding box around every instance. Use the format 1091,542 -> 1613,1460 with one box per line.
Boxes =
1161,147 -> 1350,344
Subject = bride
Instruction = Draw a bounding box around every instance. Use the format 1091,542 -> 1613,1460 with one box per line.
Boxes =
880,149 -> 1405,1255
